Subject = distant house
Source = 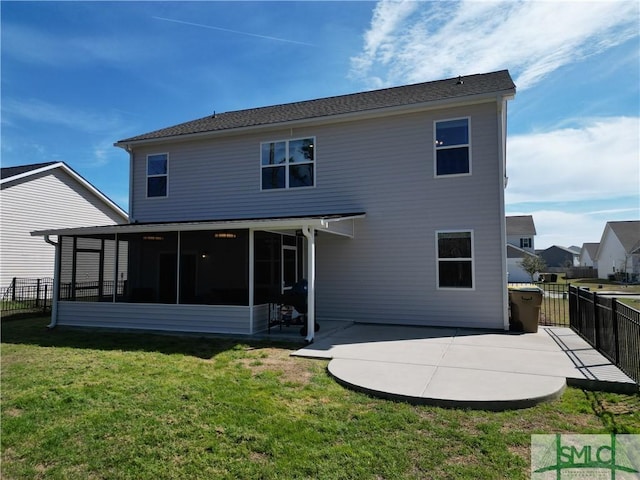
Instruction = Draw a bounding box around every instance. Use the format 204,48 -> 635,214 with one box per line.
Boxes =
32,70 -> 518,340
506,215 -> 536,252
0,162 -> 128,288
539,245 -> 579,270
506,215 -> 537,282
595,221 -> 640,282
579,242 -> 599,268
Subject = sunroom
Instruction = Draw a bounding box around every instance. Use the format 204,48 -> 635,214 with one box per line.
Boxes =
33,214 -> 364,342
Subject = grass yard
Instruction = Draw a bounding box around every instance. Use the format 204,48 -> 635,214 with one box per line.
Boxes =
2,317 -> 639,480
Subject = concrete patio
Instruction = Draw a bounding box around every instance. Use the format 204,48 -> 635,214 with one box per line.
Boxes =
292,323 -> 638,410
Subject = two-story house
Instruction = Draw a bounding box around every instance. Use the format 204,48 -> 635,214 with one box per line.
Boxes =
505,215 -> 537,282
34,70 -> 516,342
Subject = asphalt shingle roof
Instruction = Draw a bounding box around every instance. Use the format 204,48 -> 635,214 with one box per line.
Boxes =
607,221 -> 640,253
506,215 -> 537,236
117,70 -> 515,144
1,161 -> 58,180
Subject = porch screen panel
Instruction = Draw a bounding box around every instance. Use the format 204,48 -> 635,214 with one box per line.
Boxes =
59,236 -> 74,300
116,232 -> 178,304
180,230 -> 249,305
254,232 -> 282,304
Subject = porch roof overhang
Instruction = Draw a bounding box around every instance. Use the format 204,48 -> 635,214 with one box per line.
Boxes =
31,212 -> 366,239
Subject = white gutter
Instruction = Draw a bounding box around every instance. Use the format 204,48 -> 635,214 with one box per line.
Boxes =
301,225 -> 316,343
44,235 -> 60,328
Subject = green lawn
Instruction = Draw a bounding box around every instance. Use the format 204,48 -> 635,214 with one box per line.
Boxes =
2,317 -> 639,480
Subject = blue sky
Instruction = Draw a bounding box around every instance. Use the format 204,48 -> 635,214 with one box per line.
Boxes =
2,0 -> 638,249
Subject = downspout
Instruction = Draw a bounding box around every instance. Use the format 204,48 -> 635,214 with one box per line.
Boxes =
497,96 -> 510,330
301,225 -> 315,343
126,145 -> 135,223
44,235 -> 60,328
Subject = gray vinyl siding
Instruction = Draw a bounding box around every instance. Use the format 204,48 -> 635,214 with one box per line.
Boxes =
57,302 -> 251,334
127,101 -> 506,329
0,169 -> 126,289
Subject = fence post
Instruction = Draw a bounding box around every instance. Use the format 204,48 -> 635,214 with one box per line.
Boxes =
43,284 -> 48,313
36,278 -> 41,308
593,292 -> 600,350
11,277 -> 16,301
611,298 -> 619,364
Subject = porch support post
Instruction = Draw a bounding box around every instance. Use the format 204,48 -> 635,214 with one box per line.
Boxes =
302,225 -> 315,343
44,235 -> 60,328
248,229 -> 254,334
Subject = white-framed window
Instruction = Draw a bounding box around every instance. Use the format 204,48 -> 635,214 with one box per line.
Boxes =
520,237 -> 532,249
147,153 -> 168,198
436,230 -> 474,289
434,117 -> 471,176
261,137 -> 315,190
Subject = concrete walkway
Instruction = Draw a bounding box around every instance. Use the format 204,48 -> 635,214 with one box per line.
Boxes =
293,324 -> 637,410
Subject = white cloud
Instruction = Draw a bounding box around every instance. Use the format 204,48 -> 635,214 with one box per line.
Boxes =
2,23 -> 170,67
350,0 -> 639,89
3,99 -> 122,134
505,116 -> 640,204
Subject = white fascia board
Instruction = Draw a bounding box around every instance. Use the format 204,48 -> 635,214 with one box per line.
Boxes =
31,214 -> 366,238
0,162 -> 64,185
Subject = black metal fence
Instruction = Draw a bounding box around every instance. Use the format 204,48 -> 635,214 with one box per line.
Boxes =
569,285 -> 640,384
508,282 -> 570,326
1,277 -> 53,317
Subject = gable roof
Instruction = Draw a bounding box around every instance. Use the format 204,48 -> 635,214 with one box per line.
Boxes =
507,244 -> 537,259
602,221 -> 640,254
506,215 -> 536,236
581,242 -> 599,259
116,70 -> 515,146
1,161 -> 128,220
0,161 -> 58,180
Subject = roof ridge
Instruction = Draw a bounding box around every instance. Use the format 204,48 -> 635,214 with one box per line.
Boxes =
116,69 -> 515,145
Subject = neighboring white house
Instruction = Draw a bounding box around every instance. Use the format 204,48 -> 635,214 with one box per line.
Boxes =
595,221 -> 640,282
34,70 -> 517,341
0,162 -> 128,289
506,215 -> 537,282
579,242 -> 599,268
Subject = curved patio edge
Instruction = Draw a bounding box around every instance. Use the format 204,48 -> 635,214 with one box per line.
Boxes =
327,358 -> 567,411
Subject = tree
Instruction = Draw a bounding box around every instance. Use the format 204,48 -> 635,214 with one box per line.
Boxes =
518,255 -> 547,283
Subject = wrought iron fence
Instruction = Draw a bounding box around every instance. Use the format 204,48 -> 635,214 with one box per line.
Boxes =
508,282 -> 570,326
1,277 -> 53,316
569,285 -> 640,385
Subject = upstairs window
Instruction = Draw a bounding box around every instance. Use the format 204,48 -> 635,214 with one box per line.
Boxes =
437,230 -> 474,289
435,118 -> 470,176
147,153 -> 168,198
520,238 -> 532,249
261,137 -> 315,190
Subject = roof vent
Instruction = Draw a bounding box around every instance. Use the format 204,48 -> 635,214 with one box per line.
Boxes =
456,75 -> 464,85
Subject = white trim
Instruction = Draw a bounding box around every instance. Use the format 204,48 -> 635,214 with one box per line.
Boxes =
1,162 -> 128,220
435,229 -> 475,291
32,213 -> 366,237
260,136 -> 316,191
146,153 -> 169,198
433,116 -> 472,178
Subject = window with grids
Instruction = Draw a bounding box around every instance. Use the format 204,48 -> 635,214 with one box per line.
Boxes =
437,231 -> 474,289
261,138 -> 315,190
434,118 -> 470,176
520,237 -> 532,249
147,153 -> 168,197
